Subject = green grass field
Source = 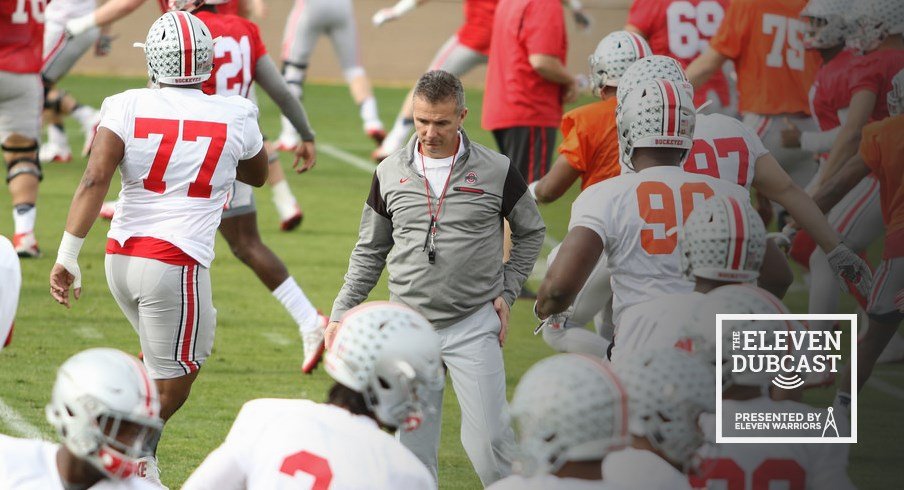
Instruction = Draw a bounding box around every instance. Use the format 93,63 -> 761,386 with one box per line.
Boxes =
0,75 -> 901,488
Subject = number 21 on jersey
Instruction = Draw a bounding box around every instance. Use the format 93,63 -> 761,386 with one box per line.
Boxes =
636,181 -> 714,255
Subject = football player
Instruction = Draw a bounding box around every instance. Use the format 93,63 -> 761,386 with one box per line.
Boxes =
611,195 -> 767,366
275,0 -> 386,150
0,235 -> 20,352
686,0 -> 822,195
605,348 -> 715,489
49,10 -> 268,482
813,67 -> 904,394
618,56 -> 873,300
39,0 -> 111,163
535,78 -> 750,328
533,30 -> 651,357
487,354 -> 629,489
169,0 -> 326,374
783,0 -> 884,334
624,0 -> 732,114
682,291 -> 856,489
182,302 -> 439,489
0,0 -> 47,258
813,0 -> 904,207
0,348 -> 163,489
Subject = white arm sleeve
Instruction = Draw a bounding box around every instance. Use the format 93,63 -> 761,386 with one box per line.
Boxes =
800,126 -> 842,154
181,444 -> 247,490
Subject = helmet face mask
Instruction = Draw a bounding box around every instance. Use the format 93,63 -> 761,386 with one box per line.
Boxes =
889,68 -> 904,116
844,0 -> 904,53
801,0 -> 852,49
325,302 -> 443,431
141,11 -> 215,86
45,349 -> 163,479
680,196 -> 766,283
509,354 -> 630,477
589,31 -> 652,96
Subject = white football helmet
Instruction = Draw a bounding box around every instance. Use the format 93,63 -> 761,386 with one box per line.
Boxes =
615,348 -> 715,471
888,68 -> 904,116
617,78 -> 696,170
845,0 -> 904,53
325,301 -> 443,431
801,0 -> 853,49
677,284 -> 802,389
616,55 -> 694,107
45,348 -> 163,479
589,31 -> 652,94
509,354 -> 630,477
680,195 -> 767,283
168,0 -> 229,11
139,11 -> 214,85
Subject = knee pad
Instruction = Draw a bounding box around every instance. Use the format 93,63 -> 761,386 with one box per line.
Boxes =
343,66 -> 366,83
6,157 -> 43,183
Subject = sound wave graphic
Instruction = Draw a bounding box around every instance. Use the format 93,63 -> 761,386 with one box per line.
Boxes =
772,374 -> 805,390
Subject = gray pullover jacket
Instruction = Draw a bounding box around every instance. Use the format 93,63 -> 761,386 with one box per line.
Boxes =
330,130 -> 545,328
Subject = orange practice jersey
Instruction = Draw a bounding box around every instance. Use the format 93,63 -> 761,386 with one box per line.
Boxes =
558,98 -> 621,190
708,0 -> 820,115
860,115 -> 904,257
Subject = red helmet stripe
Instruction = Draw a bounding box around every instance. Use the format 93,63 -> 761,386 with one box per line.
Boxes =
728,197 -> 746,270
127,355 -> 156,417
659,80 -> 678,136
175,12 -> 195,78
629,32 -> 649,58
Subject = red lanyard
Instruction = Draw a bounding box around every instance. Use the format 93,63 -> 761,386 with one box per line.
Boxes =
419,136 -> 459,231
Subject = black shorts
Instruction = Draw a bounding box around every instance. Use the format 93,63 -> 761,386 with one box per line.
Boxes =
492,126 -> 556,184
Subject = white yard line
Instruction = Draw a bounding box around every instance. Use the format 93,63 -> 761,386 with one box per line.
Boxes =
73,326 -> 103,340
0,398 -> 46,440
261,332 -> 293,347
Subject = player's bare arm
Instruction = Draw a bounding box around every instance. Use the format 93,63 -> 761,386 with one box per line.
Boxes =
815,90 -> 877,187
50,128 -> 124,308
536,227 -> 602,318
685,47 -> 728,90
254,56 -> 317,172
236,146 -> 269,187
812,153 -> 872,215
530,155 -> 581,203
528,54 -> 578,104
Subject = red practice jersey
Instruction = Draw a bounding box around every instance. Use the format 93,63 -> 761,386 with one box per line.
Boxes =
458,0 -> 498,55
849,48 -> 904,122
0,0 -> 47,74
810,49 -> 857,131
157,0 -> 240,16
627,0 -> 730,108
195,9 -> 268,98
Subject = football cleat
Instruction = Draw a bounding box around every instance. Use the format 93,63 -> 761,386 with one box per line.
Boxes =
13,232 -> 40,258
366,127 -> 387,147
301,314 -> 327,374
276,126 -> 300,152
39,142 -> 72,164
280,207 -> 303,232
99,201 -> 116,220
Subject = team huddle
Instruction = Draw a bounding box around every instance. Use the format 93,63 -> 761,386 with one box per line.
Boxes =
1,0 -> 903,488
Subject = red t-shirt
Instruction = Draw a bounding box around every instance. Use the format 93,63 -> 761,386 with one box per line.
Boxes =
482,0 -> 567,130
848,48 -> 904,122
0,0 -> 46,74
810,49 -> 857,130
196,10 -> 268,98
627,0 -> 730,108
457,0 -> 498,55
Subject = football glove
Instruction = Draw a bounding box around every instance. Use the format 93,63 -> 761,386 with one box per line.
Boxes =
532,301 -> 573,335
826,243 -> 873,298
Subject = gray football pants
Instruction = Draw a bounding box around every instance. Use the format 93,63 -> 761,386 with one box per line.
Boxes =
399,302 -> 515,487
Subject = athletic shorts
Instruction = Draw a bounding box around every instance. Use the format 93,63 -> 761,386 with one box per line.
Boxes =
0,71 -> 42,141
222,180 -> 256,219
867,258 -> 904,325
492,126 -> 556,184
105,254 -> 216,379
281,0 -> 359,72
426,34 -> 487,76
42,22 -> 99,84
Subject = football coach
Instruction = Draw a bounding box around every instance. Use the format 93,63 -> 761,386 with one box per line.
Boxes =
327,70 -> 545,486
